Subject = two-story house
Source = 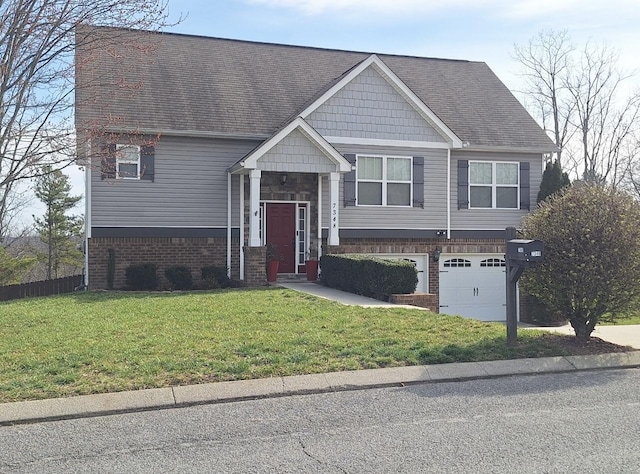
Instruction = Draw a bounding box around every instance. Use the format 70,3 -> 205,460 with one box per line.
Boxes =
75,26 -> 556,320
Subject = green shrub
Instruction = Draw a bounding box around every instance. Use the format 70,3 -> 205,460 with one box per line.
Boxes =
320,254 -> 417,300
125,263 -> 159,290
521,294 -> 567,326
165,266 -> 193,290
201,265 -> 231,289
522,184 -> 640,342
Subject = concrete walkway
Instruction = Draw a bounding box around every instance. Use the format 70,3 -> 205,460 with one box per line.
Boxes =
1,280 -> 638,426
278,279 -> 423,308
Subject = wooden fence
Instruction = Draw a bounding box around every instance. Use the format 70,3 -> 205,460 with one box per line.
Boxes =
0,275 -> 84,302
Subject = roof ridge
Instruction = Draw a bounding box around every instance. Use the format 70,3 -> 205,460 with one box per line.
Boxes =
81,24 -> 477,64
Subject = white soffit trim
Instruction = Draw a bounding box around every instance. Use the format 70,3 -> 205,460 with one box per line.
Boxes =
239,117 -> 352,173
299,54 -> 463,149
324,136 -> 450,149
461,144 -> 559,154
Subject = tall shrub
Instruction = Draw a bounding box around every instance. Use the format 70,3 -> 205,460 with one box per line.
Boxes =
522,184 -> 640,342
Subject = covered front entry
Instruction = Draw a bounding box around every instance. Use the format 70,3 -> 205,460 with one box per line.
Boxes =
265,203 -> 296,273
229,117 -> 352,284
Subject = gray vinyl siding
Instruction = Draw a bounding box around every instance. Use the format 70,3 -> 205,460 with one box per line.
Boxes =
91,136 -> 260,228
450,150 -> 543,230
259,128 -> 336,173
322,144 -> 448,230
307,66 -> 447,143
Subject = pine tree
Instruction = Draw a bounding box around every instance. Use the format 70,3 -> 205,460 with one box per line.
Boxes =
537,160 -> 570,204
33,168 -> 83,279
0,246 -> 35,285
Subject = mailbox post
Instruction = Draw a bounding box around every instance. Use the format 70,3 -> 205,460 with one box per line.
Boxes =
505,229 -> 544,346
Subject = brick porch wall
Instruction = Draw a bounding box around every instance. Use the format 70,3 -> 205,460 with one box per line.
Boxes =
88,237 -> 239,290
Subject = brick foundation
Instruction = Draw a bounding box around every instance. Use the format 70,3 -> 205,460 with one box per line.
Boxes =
88,237 -> 239,290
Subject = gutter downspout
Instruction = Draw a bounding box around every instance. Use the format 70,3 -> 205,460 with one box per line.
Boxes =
239,175 -> 245,281
226,172 -> 232,279
84,139 -> 92,288
447,148 -> 451,240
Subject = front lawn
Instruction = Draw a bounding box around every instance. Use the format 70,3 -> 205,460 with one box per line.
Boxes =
0,288 -> 627,403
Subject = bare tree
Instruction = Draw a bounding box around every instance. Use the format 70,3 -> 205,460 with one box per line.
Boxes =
513,30 -> 575,166
568,43 -> 640,185
514,31 -> 639,187
0,0 -> 173,238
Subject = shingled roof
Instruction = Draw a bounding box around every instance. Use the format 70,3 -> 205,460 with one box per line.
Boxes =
75,27 -> 555,151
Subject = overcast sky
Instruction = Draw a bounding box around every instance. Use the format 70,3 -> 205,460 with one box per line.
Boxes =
19,0 -> 640,228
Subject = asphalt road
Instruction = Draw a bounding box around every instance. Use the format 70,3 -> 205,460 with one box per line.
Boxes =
1,368 -> 639,473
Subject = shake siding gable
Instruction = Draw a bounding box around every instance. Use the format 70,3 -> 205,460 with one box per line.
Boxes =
91,136 -> 260,228
259,128 -> 336,173
449,150 -> 542,230
307,66 -> 447,143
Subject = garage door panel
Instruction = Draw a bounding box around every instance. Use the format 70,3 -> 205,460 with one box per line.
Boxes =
439,254 -> 507,321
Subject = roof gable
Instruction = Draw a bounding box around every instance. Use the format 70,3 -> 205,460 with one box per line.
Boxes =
301,55 -> 460,147
306,62 -> 450,145
231,118 -> 351,174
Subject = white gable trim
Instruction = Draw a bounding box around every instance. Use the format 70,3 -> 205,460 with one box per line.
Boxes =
299,54 -> 463,148
232,117 -> 352,173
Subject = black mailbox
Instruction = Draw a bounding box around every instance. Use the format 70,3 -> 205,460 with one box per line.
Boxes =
506,239 -> 544,267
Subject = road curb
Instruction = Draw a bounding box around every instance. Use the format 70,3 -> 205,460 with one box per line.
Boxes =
2,351 -> 639,426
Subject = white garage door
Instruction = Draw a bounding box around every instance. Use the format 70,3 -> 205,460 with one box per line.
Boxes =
375,254 -> 428,293
439,254 -> 507,321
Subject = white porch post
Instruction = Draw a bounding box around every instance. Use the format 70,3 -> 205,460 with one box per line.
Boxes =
248,169 -> 262,247
317,174 -> 323,258
328,172 -> 340,246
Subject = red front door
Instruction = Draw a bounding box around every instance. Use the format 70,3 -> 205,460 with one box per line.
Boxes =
266,203 -> 296,273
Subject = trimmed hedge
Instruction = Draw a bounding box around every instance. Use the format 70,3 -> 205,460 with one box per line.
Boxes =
201,265 -> 232,289
165,266 -> 193,290
320,254 -> 417,300
125,263 -> 159,290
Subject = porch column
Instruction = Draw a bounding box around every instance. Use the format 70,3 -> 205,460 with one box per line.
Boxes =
249,169 -> 262,247
328,172 -> 340,246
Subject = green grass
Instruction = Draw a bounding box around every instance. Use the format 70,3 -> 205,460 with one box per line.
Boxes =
0,288 -> 603,403
600,312 -> 640,325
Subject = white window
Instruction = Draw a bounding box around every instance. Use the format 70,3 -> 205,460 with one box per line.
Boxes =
116,144 -> 141,179
298,206 -> 306,265
444,258 -> 471,268
469,161 -> 519,209
357,155 -> 412,206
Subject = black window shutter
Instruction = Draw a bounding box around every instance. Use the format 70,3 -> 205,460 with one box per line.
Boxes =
101,144 -> 116,180
412,156 -> 424,208
343,154 -> 356,207
520,162 -> 530,210
140,145 -> 155,182
457,159 -> 469,209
